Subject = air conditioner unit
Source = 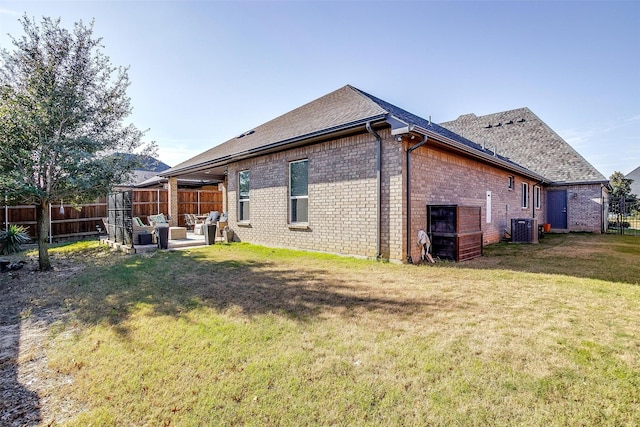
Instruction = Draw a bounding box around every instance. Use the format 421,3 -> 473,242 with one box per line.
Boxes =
511,218 -> 538,243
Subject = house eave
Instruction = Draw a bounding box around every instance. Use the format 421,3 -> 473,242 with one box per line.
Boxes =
410,125 -> 549,183
547,179 -> 610,187
160,114 -> 388,178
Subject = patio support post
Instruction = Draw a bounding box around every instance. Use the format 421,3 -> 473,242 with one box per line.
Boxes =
168,176 -> 179,226
4,193 -> 7,230
219,181 -> 227,214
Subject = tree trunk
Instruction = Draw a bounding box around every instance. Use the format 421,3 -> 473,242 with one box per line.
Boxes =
35,200 -> 52,271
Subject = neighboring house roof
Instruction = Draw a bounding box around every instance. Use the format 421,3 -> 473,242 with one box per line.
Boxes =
126,170 -> 161,186
162,85 -> 544,181
135,174 -> 215,188
117,155 -> 172,187
440,108 -> 607,185
626,165 -> 640,196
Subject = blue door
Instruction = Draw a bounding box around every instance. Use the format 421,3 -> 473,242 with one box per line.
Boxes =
547,190 -> 567,229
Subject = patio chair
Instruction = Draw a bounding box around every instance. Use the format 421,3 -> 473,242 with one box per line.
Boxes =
184,214 -> 196,231
133,217 -> 154,244
205,211 -> 220,224
189,214 -> 204,226
148,213 -> 168,227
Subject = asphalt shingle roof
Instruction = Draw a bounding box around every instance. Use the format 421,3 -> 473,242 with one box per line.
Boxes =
353,87 -> 525,166
167,85 -> 388,173
440,108 -> 607,184
165,85 -> 536,177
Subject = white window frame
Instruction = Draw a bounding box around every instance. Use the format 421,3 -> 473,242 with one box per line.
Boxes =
522,182 -> 529,209
534,185 -> 541,209
508,175 -> 515,190
289,159 -> 308,225
238,170 -> 250,222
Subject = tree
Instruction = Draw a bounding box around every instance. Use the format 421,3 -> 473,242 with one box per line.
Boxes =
0,16 -> 154,270
609,171 -> 638,227
609,171 -> 636,199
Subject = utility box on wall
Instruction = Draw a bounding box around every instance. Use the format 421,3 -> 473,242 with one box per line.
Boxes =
427,205 -> 483,261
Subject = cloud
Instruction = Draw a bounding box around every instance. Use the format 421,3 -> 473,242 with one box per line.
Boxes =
157,143 -> 208,168
561,113 -> 640,147
0,8 -> 20,16
561,128 -> 594,147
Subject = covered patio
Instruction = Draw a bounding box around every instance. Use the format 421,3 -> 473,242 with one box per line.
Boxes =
136,166 -> 227,230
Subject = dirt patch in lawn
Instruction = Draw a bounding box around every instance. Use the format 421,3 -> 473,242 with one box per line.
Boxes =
0,254 -> 87,426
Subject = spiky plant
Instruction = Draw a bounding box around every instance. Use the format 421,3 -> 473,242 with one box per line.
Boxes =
0,224 -> 31,255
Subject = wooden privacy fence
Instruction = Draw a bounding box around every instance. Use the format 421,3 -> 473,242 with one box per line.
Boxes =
1,188 -> 223,242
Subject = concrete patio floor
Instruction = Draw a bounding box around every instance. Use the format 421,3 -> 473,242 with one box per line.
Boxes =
101,231 -> 225,254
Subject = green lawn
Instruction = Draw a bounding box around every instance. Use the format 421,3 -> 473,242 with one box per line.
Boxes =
30,235 -> 640,425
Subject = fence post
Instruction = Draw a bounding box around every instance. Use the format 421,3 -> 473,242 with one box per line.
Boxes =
620,196 -> 627,234
49,202 -> 53,244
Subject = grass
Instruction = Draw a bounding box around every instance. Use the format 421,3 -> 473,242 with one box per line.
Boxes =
27,235 -> 640,425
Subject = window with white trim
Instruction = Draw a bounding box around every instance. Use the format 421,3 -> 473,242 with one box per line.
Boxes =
238,170 -> 250,221
534,186 -> 541,209
522,182 -> 529,208
508,175 -> 515,190
289,159 -> 308,223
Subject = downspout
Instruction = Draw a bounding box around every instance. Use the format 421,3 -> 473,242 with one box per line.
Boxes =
533,181 -> 543,219
406,135 -> 428,264
532,185 -> 536,219
366,122 -> 382,260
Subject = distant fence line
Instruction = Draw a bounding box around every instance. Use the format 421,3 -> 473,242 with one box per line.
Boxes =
1,188 -> 223,242
607,195 -> 639,236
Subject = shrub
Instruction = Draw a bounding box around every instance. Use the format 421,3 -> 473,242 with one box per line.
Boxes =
0,224 -> 31,255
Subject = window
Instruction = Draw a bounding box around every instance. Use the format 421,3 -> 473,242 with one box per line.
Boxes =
508,175 -> 514,190
534,186 -> 541,209
522,182 -> 529,208
289,159 -> 308,223
238,170 -> 250,221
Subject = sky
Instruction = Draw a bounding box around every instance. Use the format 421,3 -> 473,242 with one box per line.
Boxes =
1,0 -> 639,179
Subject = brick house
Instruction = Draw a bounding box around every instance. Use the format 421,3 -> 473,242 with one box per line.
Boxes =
626,166 -> 640,198
441,108 -> 609,233
160,85 -> 560,262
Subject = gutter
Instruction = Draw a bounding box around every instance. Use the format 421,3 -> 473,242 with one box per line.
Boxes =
366,122 -> 382,260
547,179 -> 610,187
405,135 -> 428,264
161,115 -> 388,178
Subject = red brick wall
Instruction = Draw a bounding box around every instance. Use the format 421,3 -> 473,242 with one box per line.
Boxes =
226,130 -> 385,258
406,141 -> 544,262
548,184 -> 605,233
224,126 -> 548,262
